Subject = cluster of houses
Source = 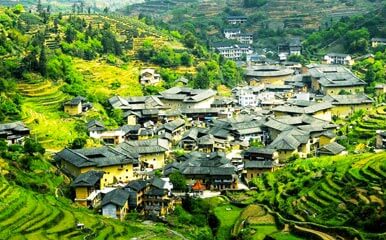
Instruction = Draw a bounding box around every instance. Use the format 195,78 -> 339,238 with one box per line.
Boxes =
211,15 -> 254,60
3,34 -> 385,222
51,60 -> 384,221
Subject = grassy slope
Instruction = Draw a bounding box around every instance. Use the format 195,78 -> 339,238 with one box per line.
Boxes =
213,204 -> 243,240
73,59 -> 143,97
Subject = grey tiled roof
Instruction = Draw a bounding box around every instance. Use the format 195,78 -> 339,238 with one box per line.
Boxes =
159,87 -> 216,103
318,142 -> 345,155
244,161 -> 274,169
309,65 -> 366,87
324,94 -> 374,105
102,189 -> 130,207
71,170 -> 104,187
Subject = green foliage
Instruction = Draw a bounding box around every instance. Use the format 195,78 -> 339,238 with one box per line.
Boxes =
221,60 -> 243,87
69,137 -> 87,149
110,109 -> 125,126
249,139 -> 263,148
169,172 -> 187,192
23,138 -> 45,155
194,60 -> 220,89
243,0 -> 268,8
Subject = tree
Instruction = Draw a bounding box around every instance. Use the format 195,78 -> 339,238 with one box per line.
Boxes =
180,52 -> 193,66
70,137 -> 87,149
169,172 -> 187,192
38,47 -> 47,77
221,60 -> 243,87
183,32 -> 196,49
65,27 -> 77,43
24,138 -> 45,155
111,109 -> 124,126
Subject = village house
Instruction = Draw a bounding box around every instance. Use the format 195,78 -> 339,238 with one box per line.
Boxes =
323,53 -> 354,66
308,65 -> 366,95
143,177 -> 174,216
272,101 -> 332,122
223,29 -> 253,44
278,38 -> 302,61
71,170 -> 104,207
158,87 -> 216,109
165,152 -> 238,190
226,16 -> 247,24
175,76 -> 189,86
156,118 -> 186,144
317,142 -> 346,156
87,120 -> 106,138
376,130 -> 386,149
211,97 -> 235,118
212,43 -> 253,60
116,138 -> 169,171
263,114 -> 340,161
64,96 -> 92,115
371,37 -> 386,48
125,179 -> 149,211
223,28 -> 241,39
101,188 -> 130,220
55,147 -> 134,188
375,84 -> 386,96
140,68 -> 161,85
242,147 -> 279,180
0,121 -> 30,145
244,65 -> 295,85
324,94 -> 374,117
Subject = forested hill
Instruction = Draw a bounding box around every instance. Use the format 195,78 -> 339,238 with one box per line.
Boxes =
0,0 -> 144,12
303,4 -> 386,57
124,0 -> 383,49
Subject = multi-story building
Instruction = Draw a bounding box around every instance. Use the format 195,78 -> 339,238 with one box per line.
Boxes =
324,53 -> 354,66
213,43 -> 253,60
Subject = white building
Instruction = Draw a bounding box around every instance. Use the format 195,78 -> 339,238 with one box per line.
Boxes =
140,68 -> 161,85
237,88 -> 257,107
224,29 -> 241,39
324,53 -> 354,66
227,16 -> 247,25
214,44 -> 253,60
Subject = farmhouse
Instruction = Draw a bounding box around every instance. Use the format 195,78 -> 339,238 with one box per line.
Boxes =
244,65 -> 295,85
55,147 -> 134,187
308,65 -> 366,95
0,121 -> 30,145
324,53 -> 354,66
371,37 -> 386,48
71,170 -> 104,207
324,94 -> 374,117
116,138 -> 169,170
166,152 -> 238,190
64,96 -> 92,115
227,16 -> 247,24
140,68 -> 161,85
101,188 -> 130,220
158,87 -> 216,109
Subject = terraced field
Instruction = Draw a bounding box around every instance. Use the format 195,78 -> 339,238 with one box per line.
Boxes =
0,177 -> 183,240
17,78 -> 85,150
349,106 -> 386,141
229,153 -> 386,239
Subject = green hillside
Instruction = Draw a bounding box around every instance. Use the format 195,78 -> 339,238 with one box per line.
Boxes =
0,177 -> 182,240
227,153 -> 386,239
